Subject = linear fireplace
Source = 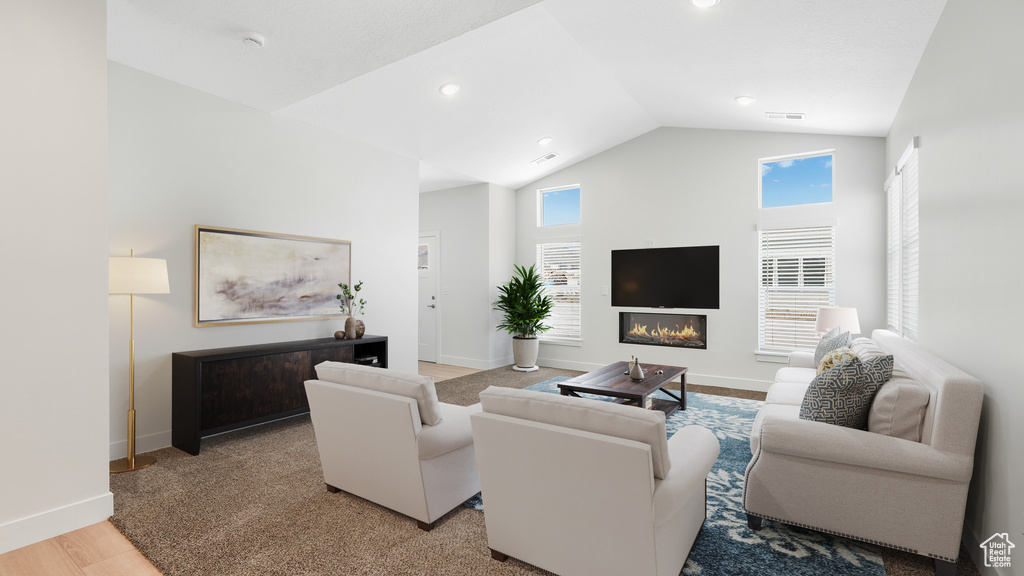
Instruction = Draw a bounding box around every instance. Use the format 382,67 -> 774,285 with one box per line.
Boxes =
619,311 -> 707,350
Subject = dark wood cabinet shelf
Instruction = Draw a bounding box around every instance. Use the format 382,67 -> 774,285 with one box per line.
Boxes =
172,335 -> 388,455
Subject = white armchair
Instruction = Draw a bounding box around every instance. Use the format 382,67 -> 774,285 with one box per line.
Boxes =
304,362 -> 481,530
470,386 -> 719,576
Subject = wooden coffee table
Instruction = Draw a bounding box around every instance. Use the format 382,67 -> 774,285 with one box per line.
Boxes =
557,361 -> 688,415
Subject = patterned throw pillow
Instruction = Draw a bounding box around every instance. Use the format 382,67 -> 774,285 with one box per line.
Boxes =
817,346 -> 859,374
814,327 -> 852,366
799,354 -> 893,430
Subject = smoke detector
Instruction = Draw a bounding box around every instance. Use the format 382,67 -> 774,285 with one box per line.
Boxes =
766,112 -> 805,120
243,32 -> 266,48
532,152 -> 559,165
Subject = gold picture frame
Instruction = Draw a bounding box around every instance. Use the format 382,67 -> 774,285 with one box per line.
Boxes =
194,225 -> 352,327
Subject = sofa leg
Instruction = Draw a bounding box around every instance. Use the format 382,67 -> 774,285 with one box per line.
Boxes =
490,549 -> 508,562
746,514 -> 762,530
417,520 -> 435,532
325,484 -> 340,493
934,558 -> 956,576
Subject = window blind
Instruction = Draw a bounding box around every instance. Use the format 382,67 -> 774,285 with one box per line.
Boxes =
536,242 -> 581,342
886,139 -> 919,341
758,226 -> 835,352
886,173 -> 902,333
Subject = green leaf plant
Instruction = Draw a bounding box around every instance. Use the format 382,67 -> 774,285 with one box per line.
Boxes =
336,280 -> 365,316
493,264 -> 554,338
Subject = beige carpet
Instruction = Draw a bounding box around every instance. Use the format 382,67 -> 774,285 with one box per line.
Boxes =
110,366 -> 978,576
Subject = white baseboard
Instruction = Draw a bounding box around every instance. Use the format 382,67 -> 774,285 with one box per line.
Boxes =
436,354 -> 514,371
537,358 -> 773,393
109,429 -> 171,461
0,492 -> 113,555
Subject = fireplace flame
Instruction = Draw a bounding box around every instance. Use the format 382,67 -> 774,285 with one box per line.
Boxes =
628,322 -> 701,344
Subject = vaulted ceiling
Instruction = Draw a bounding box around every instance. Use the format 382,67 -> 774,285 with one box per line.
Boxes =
108,0 -> 947,192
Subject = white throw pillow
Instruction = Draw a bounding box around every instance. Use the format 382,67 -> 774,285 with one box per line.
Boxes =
314,361 -> 444,426
478,386 -> 672,480
868,372 -> 930,442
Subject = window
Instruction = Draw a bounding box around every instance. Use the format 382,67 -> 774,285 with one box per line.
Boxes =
536,242 -> 581,342
538,186 -> 580,227
886,139 -> 919,340
760,152 -> 834,208
758,226 -> 836,352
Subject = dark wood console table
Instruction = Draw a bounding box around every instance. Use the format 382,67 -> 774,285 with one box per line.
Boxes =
172,335 -> 388,455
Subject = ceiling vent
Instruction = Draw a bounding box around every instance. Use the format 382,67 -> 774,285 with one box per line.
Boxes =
532,152 -> 559,165
766,112 -> 805,120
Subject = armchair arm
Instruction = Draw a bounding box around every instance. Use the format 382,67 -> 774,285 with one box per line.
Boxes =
788,350 -> 816,369
417,402 -> 481,460
653,426 -> 719,525
757,414 -> 972,482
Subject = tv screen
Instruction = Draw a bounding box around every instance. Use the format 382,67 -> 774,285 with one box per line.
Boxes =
611,246 -> 720,309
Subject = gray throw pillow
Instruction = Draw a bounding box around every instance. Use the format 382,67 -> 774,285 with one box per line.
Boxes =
814,326 -> 852,366
799,354 -> 893,430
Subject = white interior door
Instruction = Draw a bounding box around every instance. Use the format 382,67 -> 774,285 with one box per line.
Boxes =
418,233 -> 439,362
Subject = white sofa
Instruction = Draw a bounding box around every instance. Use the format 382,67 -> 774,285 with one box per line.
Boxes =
304,362 -> 481,530
744,329 -> 983,576
471,386 -> 720,576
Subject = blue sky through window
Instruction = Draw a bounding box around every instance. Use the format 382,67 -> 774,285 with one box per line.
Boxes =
542,187 -> 580,226
761,154 -> 833,208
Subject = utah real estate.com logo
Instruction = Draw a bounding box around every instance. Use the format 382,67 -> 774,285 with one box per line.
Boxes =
980,533 -> 1014,569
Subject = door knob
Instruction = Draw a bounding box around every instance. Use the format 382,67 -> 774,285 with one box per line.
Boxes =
427,304 -> 436,308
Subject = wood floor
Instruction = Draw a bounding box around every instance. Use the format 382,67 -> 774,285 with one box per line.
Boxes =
418,361 -> 483,381
0,520 -> 161,576
0,363 -> 479,575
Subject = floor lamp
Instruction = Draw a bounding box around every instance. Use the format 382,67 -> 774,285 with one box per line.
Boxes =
109,250 -> 169,473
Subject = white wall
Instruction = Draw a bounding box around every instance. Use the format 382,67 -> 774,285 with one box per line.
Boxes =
0,0 -> 113,554
885,0 -> 1023,571
107,63 -> 420,459
516,127 -> 886,390
487,184 -> 517,364
419,183 -> 516,369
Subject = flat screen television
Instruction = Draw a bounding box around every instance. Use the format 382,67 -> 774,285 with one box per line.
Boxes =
611,246 -> 720,309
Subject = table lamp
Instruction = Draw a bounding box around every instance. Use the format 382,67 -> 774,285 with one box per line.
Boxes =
109,250 -> 169,473
814,306 -> 861,336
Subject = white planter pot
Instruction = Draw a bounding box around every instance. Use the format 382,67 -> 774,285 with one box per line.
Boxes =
511,336 -> 540,372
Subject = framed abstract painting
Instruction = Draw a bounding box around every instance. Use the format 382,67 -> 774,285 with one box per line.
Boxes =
194,225 -> 351,327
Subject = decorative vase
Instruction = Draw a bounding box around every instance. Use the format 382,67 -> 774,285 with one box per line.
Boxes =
334,330 -> 346,340
512,336 -> 540,372
629,358 -> 645,380
345,316 -> 358,340
355,320 -> 365,339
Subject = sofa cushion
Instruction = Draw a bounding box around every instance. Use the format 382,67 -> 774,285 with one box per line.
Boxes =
799,355 -> 892,429
775,366 -> 816,385
850,337 -> 886,360
765,381 -> 809,406
817,346 -> 859,374
479,386 -> 672,480
869,371 -> 931,442
314,361 -> 443,426
814,327 -> 851,366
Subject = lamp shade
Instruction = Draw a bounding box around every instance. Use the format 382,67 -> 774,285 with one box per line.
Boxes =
109,257 -> 170,295
814,306 -> 860,335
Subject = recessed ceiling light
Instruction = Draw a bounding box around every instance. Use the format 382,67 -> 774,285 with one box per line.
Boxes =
690,0 -> 720,7
735,96 -> 757,106
242,32 -> 265,48
439,83 -> 460,96
537,136 -> 553,146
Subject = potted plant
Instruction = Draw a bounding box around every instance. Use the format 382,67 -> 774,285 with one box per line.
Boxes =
493,264 -> 554,372
336,280 -> 366,339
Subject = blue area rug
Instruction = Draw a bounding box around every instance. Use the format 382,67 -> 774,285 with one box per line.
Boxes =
465,377 -> 885,576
